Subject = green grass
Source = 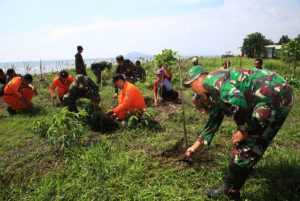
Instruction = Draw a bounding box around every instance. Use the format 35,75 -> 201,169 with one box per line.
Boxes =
0,57 -> 299,200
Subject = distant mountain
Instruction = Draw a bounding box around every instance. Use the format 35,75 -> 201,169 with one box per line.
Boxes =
124,51 -> 153,59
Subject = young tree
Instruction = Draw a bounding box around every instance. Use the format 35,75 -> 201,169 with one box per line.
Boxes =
281,39 -> 300,76
277,35 -> 291,45
241,32 -> 272,58
153,49 -> 179,68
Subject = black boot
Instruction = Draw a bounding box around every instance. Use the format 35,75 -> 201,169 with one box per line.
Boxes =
205,184 -> 241,200
6,106 -> 16,115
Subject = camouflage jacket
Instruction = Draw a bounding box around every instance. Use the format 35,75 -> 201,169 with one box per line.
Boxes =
91,61 -> 112,71
75,52 -> 85,69
199,68 -> 292,145
73,76 -> 99,97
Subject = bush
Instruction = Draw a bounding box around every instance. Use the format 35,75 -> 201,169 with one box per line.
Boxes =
46,108 -> 88,149
284,75 -> 300,88
123,111 -> 150,130
32,118 -> 51,138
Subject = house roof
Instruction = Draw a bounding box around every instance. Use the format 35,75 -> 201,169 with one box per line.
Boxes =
265,45 -> 282,50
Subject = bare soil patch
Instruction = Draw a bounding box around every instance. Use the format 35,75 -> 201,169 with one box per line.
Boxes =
158,139 -> 219,168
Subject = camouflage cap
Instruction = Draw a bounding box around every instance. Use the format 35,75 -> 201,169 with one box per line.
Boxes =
116,55 -> 124,62
77,45 -> 84,51
183,65 -> 207,88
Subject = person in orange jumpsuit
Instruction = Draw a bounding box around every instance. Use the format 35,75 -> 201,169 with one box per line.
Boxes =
106,74 -> 146,120
49,70 -> 74,102
2,74 -> 37,114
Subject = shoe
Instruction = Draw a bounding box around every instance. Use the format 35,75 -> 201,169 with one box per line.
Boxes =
6,106 -> 16,115
205,184 -> 241,200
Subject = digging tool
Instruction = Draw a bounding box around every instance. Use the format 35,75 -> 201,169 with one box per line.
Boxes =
177,59 -> 188,149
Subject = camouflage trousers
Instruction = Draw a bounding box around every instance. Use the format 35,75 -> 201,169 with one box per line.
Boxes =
63,85 -> 99,112
226,88 -> 294,190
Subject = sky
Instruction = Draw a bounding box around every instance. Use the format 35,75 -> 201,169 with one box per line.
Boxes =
0,0 -> 300,62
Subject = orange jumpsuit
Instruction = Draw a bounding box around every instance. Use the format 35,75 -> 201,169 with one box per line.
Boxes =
2,77 -> 34,110
49,76 -> 74,98
112,81 -> 146,120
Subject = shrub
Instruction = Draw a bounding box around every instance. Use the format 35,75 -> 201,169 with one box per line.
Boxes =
123,111 -> 151,129
32,118 -> 51,138
284,75 -> 300,88
46,108 -> 88,149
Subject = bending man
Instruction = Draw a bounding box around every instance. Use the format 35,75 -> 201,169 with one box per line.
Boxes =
63,74 -> 100,112
183,65 -> 293,200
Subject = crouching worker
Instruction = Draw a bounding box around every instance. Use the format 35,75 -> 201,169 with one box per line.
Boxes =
91,61 -> 112,84
183,65 -> 294,200
49,70 -> 74,102
106,74 -> 146,121
63,74 -> 100,113
153,67 -> 179,106
2,74 -> 38,114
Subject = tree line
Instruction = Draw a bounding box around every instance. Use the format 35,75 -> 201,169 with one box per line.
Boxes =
241,32 -> 300,58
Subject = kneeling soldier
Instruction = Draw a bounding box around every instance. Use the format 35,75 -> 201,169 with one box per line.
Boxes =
63,74 -> 100,112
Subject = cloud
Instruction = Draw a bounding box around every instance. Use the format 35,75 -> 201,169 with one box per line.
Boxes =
1,0 -> 300,61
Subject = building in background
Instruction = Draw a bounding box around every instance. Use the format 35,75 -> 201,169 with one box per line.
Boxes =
265,45 -> 282,58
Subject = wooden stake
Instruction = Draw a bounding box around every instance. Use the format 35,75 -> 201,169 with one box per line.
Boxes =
177,59 -> 188,149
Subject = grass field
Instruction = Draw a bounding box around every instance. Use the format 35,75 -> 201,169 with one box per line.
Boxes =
0,57 -> 299,200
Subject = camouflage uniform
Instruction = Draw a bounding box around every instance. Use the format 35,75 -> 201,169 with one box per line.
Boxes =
197,68 -> 294,190
91,61 -> 112,84
75,52 -> 87,75
63,75 -> 100,112
135,65 -> 146,82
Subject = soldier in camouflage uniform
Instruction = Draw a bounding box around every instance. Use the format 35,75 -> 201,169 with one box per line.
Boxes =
63,74 -> 100,112
183,65 -> 294,200
75,46 -> 87,75
91,61 -> 112,84
135,60 -> 146,82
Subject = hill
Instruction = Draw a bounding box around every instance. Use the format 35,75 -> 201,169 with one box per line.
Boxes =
124,51 -> 153,59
